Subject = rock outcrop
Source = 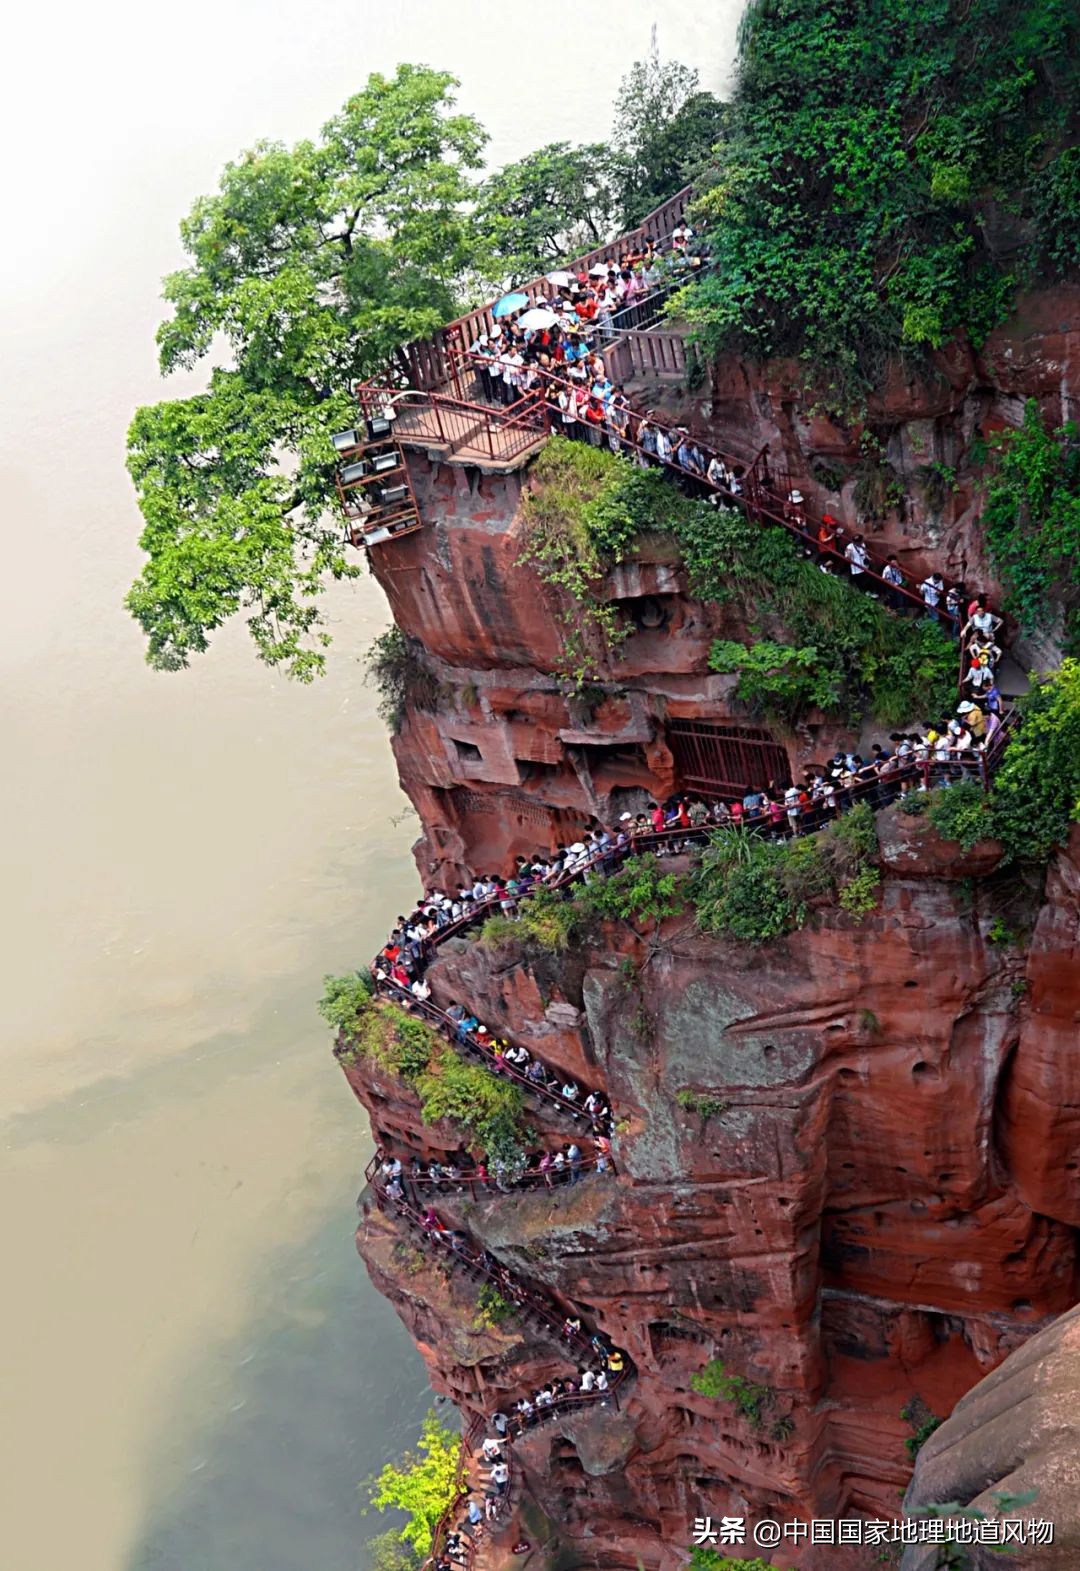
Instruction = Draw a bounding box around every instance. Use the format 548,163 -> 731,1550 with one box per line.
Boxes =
342,310 -> 1080,1569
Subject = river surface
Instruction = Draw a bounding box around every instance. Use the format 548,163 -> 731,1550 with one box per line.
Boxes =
0,5 -> 742,1569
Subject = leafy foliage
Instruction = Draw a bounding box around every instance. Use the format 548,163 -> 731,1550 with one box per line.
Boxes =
575,854 -> 684,925
611,52 -> 726,225
902,1400 -> 943,1461
680,0 -> 1080,405
926,781 -> 995,851
366,1410 -> 461,1552
838,865 -> 882,916
688,814 -> 880,941
690,1553 -> 779,1571
474,142 -> 618,284
982,399 -> 1080,646
675,1090 -> 730,1122
317,970 -> 374,1048
416,1045 -> 526,1164
520,440 -> 642,687
365,627 -> 441,732
479,889 -> 581,952
530,439 -> 954,720
990,659 -> 1080,862
709,639 -> 841,724
690,1359 -> 773,1428
127,66 -> 488,677
473,1284 -> 515,1330
367,1531 -> 422,1571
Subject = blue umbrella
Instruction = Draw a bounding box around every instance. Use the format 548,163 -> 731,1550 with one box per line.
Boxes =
492,291 -> 529,318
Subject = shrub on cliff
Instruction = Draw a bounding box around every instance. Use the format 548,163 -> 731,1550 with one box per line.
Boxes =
527,438 -> 955,722
690,1553 -> 778,1571
982,401 -> 1080,648
575,854 -> 684,926
688,814 -> 881,941
317,970 -> 374,1052
365,1409 -> 461,1553
479,889 -> 581,952
364,627 -> 441,733
990,659 -> 1080,863
416,1046 -> 526,1163
926,780 -> 995,852
678,0 -> 1080,407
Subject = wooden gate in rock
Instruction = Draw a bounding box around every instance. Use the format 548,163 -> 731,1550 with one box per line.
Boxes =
666,721 -> 791,799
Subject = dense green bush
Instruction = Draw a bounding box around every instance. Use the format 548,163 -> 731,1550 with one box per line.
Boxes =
575,854 -> 684,925
528,438 -> 955,724
982,400 -> 1080,647
687,815 -> 880,941
317,969 -> 374,1047
990,660 -> 1080,862
366,1410 -> 461,1553
416,1046 -> 526,1160
690,1553 -> 778,1571
679,0 -> 1080,406
479,888 -> 582,952
926,781 -> 995,852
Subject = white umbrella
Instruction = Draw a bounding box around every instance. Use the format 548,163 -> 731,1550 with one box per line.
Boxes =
517,307 -> 559,332
589,262 -> 612,277
546,269 -> 574,287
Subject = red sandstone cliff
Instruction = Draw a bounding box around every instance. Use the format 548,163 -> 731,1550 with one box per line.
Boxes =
343,317 -> 1080,1570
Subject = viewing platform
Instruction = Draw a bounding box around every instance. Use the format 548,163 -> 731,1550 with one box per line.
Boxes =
333,188 -> 699,541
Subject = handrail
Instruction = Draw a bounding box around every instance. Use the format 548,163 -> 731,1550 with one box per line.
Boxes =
369,1142 -> 614,1198
372,980 -> 611,1130
529,366 -> 964,631
364,1185 -> 598,1356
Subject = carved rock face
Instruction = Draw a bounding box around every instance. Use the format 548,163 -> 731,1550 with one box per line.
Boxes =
349,297 -> 1080,1565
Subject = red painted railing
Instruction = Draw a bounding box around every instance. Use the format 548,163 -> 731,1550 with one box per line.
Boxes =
368,1143 -> 614,1199
361,1184 -> 598,1356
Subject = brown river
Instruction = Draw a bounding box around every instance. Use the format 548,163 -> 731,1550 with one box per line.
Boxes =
0,6 -> 738,1568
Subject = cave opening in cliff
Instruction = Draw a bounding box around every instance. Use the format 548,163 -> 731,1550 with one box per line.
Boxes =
666,720 -> 791,798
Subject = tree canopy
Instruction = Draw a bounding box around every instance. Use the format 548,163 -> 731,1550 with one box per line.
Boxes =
365,1410 -> 462,1552
126,55 -> 723,678
126,64 -> 488,680
681,0 -> 1080,407
473,141 -> 619,284
611,54 -> 727,226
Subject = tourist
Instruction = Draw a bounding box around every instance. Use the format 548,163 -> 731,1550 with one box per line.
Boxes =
919,572 -> 945,621
882,555 -> 906,612
844,532 -> 872,591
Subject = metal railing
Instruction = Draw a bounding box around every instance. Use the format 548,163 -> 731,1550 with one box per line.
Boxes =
356,385 -> 549,466
368,1143 -> 614,1200
363,1184 -> 598,1355
370,981 -> 612,1130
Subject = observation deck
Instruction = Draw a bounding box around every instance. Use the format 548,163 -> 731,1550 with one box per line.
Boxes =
332,188 -> 698,543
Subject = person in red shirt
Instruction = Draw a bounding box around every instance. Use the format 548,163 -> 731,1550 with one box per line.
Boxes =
650,801 -> 665,832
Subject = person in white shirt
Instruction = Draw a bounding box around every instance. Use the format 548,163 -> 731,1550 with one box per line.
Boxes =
919,573 -> 944,621
655,428 -> 673,464
845,534 -> 871,589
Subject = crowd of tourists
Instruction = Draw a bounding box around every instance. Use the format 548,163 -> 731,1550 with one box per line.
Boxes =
378,1137 -> 613,1203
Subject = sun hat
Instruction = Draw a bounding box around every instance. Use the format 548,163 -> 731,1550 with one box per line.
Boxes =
790,489 -> 804,503
957,701 -> 975,713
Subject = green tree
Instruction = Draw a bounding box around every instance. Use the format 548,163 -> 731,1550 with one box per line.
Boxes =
681,0 -> 1080,405
367,1530 -> 422,1571
126,65 -> 487,679
366,1410 -> 462,1553
474,141 -> 619,283
612,52 -> 725,225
